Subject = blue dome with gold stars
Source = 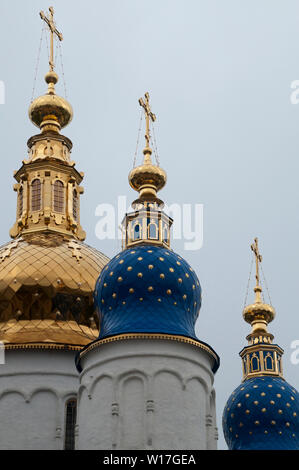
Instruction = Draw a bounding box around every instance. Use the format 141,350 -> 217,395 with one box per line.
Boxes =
94,245 -> 201,340
223,376 -> 299,450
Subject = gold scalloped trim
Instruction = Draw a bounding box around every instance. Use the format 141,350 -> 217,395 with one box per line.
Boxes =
3,342 -> 82,351
79,332 -> 219,364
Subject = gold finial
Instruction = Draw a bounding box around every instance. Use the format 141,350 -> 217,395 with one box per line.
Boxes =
139,92 -> 156,154
129,92 -> 166,205
28,7 -> 72,133
40,7 -> 63,73
243,238 -> 275,331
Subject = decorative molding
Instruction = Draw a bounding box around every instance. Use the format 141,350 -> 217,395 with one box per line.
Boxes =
79,333 -> 219,371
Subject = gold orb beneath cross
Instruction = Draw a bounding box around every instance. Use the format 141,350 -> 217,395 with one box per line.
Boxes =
29,89 -> 73,132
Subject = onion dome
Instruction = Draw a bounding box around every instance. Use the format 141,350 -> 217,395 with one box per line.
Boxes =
29,71 -> 73,133
223,377 -> 299,450
129,147 -> 167,208
0,233 -> 109,349
222,238 -> 299,449
95,245 -> 201,339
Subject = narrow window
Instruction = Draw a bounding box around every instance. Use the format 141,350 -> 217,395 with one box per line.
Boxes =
73,189 -> 77,221
53,180 -> 64,213
64,398 -> 77,450
251,354 -> 260,372
31,179 -> 41,212
148,221 -> 158,239
18,186 -> 23,218
133,221 -> 141,240
265,353 -> 274,371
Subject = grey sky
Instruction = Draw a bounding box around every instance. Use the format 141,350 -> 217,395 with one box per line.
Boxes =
0,0 -> 299,450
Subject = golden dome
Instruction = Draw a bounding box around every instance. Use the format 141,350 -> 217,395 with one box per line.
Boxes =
242,286 -> 276,326
28,72 -> 73,132
0,233 -> 109,349
129,148 -> 167,205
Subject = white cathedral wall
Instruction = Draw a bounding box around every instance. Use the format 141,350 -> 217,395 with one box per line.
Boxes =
77,339 -> 218,450
0,349 -> 78,450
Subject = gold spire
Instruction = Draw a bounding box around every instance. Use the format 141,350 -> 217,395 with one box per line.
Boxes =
123,93 -> 172,250
240,238 -> 283,381
10,7 -> 85,241
28,7 -> 72,133
129,92 -> 166,207
243,237 -> 275,330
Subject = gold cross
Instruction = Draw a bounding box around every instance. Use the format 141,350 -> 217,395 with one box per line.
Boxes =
40,7 -> 63,72
251,237 -> 262,286
139,92 -> 156,149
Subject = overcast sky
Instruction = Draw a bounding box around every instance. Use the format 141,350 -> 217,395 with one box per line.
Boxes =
1,0 -> 299,449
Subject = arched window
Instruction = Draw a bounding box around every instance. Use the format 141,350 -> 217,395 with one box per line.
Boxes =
64,398 -> 77,450
18,186 -> 23,218
73,189 -> 77,221
133,220 -> 142,240
250,353 -> 260,372
265,353 -> 274,371
31,179 -> 41,212
53,180 -> 64,213
148,220 -> 158,239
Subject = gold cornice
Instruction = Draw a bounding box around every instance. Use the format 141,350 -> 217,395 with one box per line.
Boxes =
241,370 -> 285,382
79,333 -> 219,367
240,343 -> 284,356
3,342 -> 83,352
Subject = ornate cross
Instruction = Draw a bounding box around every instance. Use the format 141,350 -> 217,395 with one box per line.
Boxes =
40,7 -> 63,72
139,92 -> 156,149
251,237 -> 262,286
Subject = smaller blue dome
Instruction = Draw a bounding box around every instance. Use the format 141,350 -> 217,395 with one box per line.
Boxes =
94,245 -> 201,340
223,376 -> 299,450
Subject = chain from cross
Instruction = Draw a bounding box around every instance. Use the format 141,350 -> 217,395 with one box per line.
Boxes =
251,237 -> 262,286
39,6 -> 63,72
139,92 -> 156,149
